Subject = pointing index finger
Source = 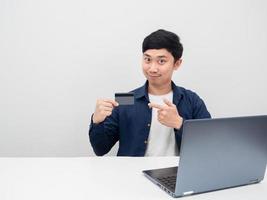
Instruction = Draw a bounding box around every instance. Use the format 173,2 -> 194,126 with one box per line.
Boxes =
163,98 -> 174,107
148,103 -> 164,110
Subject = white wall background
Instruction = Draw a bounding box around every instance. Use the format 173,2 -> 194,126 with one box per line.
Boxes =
1,0 -> 267,156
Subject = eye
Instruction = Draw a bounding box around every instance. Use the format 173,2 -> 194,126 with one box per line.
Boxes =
158,59 -> 166,65
144,57 -> 151,63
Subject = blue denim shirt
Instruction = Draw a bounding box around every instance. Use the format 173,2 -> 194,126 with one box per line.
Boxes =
89,81 -> 211,156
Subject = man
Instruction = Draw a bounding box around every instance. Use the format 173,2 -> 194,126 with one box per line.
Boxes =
89,29 -> 211,156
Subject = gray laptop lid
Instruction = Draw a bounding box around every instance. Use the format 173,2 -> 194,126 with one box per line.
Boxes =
175,115 -> 267,196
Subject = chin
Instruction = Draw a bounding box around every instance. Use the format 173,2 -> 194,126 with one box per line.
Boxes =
147,79 -> 162,86
148,77 -> 171,87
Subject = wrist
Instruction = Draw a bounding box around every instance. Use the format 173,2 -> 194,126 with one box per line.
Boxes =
175,116 -> 183,129
92,114 -> 100,124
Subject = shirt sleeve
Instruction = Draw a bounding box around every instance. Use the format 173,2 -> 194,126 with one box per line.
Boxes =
88,107 -> 119,156
174,92 -> 211,153
192,95 -> 211,119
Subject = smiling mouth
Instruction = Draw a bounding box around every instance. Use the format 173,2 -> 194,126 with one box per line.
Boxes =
148,74 -> 161,77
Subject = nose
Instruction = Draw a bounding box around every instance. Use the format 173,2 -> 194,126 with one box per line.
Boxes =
149,62 -> 158,72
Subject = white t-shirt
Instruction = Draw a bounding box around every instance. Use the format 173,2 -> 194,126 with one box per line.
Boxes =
145,91 -> 178,156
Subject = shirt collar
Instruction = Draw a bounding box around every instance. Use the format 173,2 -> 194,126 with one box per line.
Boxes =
135,80 -> 183,104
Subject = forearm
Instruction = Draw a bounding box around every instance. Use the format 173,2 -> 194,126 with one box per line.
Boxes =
89,115 -> 119,156
89,122 -> 111,156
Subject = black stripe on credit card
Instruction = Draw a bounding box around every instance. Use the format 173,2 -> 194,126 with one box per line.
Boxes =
115,93 -> 134,105
115,93 -> 134,97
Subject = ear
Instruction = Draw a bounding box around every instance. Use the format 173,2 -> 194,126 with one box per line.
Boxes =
174,59 -> 182,70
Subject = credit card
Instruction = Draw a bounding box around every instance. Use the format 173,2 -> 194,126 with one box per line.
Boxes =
115,93 -> 134,105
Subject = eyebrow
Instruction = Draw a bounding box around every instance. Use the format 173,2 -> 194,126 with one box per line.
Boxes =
143,54 -> 168,58
143,53 -> 151,57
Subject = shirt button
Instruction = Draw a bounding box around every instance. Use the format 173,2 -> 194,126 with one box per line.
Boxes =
144,140 -> 148,144
147,123 -> 151,127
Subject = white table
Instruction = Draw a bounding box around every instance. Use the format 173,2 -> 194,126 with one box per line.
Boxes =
0,157 -> 266,200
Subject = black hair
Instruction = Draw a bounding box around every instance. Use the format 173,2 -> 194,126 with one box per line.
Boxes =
142,29 -> 183,61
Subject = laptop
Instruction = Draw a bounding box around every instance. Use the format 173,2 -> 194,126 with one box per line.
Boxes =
143,115 -> 267,198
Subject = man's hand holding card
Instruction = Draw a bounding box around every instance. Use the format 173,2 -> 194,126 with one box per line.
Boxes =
92,93 -> 134,124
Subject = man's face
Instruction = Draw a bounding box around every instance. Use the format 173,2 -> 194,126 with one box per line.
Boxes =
142,48 -> 181,87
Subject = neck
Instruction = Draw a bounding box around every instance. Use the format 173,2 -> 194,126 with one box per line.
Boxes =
148,81 -> 172,95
